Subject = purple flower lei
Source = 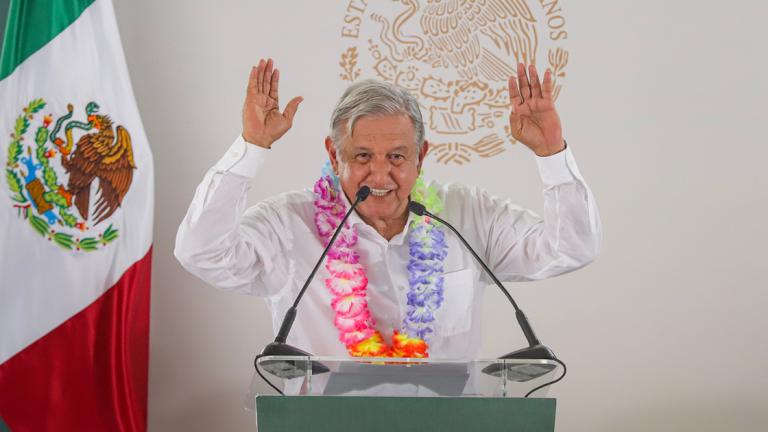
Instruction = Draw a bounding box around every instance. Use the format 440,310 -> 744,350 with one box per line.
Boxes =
403,220 -> 447,340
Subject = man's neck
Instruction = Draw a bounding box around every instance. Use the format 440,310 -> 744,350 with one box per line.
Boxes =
360,212 -> 409,241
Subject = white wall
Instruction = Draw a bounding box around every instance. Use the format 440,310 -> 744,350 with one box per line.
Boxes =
113,1 -> 768,430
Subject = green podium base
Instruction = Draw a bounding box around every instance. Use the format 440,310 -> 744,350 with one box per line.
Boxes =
256,396 -> 556,431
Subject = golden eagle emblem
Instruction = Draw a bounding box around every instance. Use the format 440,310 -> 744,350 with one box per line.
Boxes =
338,0 -> 570,165
53,102 -> 136,225
5,99 -> 135,251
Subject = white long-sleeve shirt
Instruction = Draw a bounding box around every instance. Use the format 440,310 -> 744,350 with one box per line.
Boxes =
175,136 -> 601,359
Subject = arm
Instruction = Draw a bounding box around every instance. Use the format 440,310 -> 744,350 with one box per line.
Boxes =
481,148 -> 601,281
174,58 -> 303,294
480,63 -> 601,280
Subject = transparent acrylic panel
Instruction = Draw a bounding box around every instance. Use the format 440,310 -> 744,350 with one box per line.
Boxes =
253,356 -> 561,399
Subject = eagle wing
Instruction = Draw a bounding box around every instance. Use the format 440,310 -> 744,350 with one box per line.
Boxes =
420,0 -> 483,80
420,0 -> 533,81
66,136 -> 98,220
92,125 -> 135,225
471,0 -> 538,65
69,125 -> 135,225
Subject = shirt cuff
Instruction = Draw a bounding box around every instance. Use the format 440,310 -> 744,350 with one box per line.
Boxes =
535,145 -> 584,186
212,135 -> 268,178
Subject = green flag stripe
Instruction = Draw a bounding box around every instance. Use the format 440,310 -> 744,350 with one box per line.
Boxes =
0,0 -> 11,52
0,0 -> 94,81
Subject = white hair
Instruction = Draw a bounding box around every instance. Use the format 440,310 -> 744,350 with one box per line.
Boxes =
329,79 -> 425,151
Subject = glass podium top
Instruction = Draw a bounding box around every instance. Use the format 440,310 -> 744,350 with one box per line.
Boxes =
254,355 -> 561,398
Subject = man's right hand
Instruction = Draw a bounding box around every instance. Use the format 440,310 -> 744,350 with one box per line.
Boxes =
242,58 -> 303,149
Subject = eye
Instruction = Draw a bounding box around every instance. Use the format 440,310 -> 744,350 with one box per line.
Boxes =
388,153 -> 405,162
354,152 -> 371,162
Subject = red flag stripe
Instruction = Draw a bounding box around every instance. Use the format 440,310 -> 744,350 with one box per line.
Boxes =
0,247 -> 152,432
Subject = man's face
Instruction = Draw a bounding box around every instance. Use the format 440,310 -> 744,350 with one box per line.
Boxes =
325,114 -> 428,227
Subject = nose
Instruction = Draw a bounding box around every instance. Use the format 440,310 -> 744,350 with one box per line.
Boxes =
369,156 -> 391,181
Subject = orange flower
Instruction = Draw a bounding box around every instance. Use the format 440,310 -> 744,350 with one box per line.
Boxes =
349,331 -> 390,357
391,331 -> 429,358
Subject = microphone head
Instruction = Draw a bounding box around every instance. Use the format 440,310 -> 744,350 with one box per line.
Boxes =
356,186 -> 371,201
408,200 -> 426,216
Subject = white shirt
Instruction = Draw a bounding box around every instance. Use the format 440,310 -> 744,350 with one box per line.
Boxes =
175,136 -> 601,360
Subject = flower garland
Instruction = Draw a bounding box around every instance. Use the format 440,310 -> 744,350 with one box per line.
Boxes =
313,164 -> 447,358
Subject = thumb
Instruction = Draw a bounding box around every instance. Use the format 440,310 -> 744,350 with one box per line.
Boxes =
283,96 -> 303,123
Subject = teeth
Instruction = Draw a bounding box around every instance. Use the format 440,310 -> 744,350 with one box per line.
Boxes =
369,188 -> 391,196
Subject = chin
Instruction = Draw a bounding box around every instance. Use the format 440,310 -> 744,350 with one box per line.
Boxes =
359,201 -> 403,219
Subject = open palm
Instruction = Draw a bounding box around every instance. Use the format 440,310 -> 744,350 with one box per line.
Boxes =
242,58 -> 302,148
508,63 -> 564,157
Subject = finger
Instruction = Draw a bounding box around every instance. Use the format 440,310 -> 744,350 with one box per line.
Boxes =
247,65 -> 259,94
255,59 -> 265,95
517,63 -> 531,101
508,76 -> 522,111
529,64 -> 542,99
269,69 -> 279,102
283,96 -> 303,123
262,58 -> 273,94
542,68 -> 554,100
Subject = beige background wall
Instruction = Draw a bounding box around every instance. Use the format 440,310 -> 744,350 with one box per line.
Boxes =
113,1 -> 768,430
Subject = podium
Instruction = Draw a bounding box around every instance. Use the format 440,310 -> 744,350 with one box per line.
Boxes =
253,356 -> 561,431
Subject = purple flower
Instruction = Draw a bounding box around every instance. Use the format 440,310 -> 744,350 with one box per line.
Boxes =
407,288 -> 444,309
406,306 -> 435,323
401,219 -> 448,342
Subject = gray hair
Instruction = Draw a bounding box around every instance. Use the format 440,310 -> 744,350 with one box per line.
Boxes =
329,79 -> 425,151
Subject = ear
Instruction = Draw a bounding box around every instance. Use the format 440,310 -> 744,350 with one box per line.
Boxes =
417,140 -> 429,172
325,136 -> 339,173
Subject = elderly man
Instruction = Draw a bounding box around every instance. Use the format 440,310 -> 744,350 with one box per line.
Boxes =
175,58 -> 601,360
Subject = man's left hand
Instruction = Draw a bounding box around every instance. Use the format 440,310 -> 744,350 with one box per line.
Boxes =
508,63 -> 565,157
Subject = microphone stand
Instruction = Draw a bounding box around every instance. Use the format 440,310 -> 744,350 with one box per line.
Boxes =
407,201 -> 562,382
255,186 -> 371,391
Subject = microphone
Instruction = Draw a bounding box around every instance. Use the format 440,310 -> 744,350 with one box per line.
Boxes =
407,201 -> 559,380
256,186 -> 371,380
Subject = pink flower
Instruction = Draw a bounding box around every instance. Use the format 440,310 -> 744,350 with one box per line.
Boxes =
313,177 -> 336,202
332,294 -> 368,317
334,310 -> 372,332
328,246 -> 359,264
314,212 -> 340,237
327,259 -> 364,279
325,274 -> 367,296
339,328 -> 375,346
334,228 -> 358,248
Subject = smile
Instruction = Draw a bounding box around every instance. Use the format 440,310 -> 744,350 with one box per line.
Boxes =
369,188 -> 393,197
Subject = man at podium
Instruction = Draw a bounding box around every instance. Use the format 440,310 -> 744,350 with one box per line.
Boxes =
175,58 -> 601,361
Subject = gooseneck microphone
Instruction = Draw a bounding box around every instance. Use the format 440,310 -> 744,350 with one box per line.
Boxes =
255,186 -> 371,389
407,201 -> 558,363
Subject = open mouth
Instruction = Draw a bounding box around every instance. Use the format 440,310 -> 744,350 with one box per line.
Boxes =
368,188 -> 393,197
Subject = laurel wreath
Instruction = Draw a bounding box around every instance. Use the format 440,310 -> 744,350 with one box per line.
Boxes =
5,99 -> 119,251
339,47 -> 361,82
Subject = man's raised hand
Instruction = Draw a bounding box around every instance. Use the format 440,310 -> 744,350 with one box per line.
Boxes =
508,63 -> 565,157
242,58 -> 303,149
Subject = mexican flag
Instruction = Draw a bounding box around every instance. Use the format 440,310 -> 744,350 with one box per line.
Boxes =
0,0 -> 153,430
